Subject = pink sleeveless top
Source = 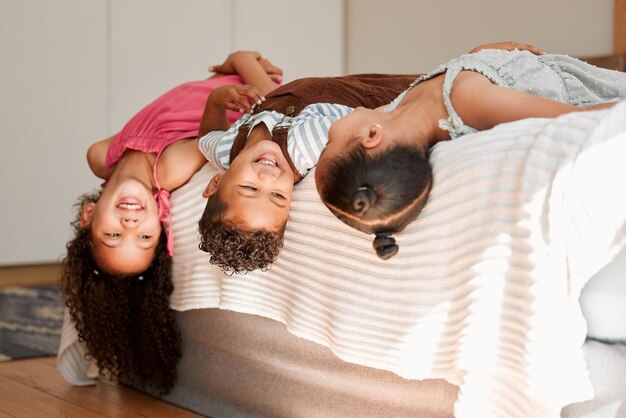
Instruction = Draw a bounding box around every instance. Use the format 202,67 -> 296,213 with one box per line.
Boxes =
105,75 -> 245,256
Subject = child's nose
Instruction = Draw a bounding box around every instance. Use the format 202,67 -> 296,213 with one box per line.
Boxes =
121,217 -> 139,228
257,168 -> 278,180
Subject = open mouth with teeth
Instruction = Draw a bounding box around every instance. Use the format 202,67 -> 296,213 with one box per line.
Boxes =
255,153 -> 279,168
116,197 -> 145,211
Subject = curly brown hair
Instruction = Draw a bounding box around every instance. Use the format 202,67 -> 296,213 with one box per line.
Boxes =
60,191 -> 181,394
198,192 -> 284,274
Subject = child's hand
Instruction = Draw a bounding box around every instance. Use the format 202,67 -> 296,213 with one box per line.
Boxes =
258,58 -> 283,83
469,41 -> 545,55
209,84 -> 265,114
208,51 -> 261,75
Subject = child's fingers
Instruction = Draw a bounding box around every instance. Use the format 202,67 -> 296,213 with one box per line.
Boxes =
265,64 -> 283,75
526,45 -> 546,55
224,99 -> 247,113
208,63 -> 234,74
227,93 -> 254,113
239,85 -> 264,105
223,85 -> 265,113
259,58 -> 284,76
510,42 -> 545,55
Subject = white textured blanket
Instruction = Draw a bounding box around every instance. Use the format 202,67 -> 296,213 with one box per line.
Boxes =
58,103 -> 626,417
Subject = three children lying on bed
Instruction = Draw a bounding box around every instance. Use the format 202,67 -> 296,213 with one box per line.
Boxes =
60,42 -> 626,393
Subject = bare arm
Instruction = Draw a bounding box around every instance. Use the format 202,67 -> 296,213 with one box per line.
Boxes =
197,84 -> 265,138
86,135 -> 116,179
156,138 -> 207,191
159,52 -> 283,189
198,51 -> 282,137
468,41 -> 545,55
449,71 -> 615,132
162,81 -> 274,189
209,51 -> 280,97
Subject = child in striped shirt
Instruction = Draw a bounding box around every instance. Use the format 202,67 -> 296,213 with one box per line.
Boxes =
197,74 -> 416,273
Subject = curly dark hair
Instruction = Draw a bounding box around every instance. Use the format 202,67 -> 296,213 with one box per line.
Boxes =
60,191 -> 181,394
198,191 -> 284,274
317,144 -> 432,260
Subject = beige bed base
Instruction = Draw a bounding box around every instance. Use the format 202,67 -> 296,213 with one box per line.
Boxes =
154,309 -> 458,418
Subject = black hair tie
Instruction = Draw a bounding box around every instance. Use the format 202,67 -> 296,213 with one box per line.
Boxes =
352,186 -> 377,215
373,232 -> 399,260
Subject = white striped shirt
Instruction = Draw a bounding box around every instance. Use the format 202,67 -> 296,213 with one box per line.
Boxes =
199,103 -> 354,178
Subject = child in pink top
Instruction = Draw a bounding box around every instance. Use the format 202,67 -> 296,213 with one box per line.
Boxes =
100,75 -> 246,259
60,51 -> 282,394
84,51 -> 281,272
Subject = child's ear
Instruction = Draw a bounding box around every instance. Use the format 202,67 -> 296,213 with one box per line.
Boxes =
202,174 -> 222,198
79,202 -> 96,228
361,124 -> 383,149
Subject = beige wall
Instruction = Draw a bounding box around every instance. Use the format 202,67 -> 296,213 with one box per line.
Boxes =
346,0 -> 614,74
0,0 -> 108,265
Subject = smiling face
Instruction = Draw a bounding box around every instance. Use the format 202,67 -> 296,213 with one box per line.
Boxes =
81,179 -> 162,274
203,139 -> 294,232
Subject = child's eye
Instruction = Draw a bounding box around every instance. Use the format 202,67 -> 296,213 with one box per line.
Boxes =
272,192 -> 286,200
138,234 -> 152,240
240,185 -> 257,191
106,232 -> 121,238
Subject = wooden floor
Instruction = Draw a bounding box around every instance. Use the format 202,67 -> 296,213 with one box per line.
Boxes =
0,263 -> 61,288
0,264 -> 202,417
0,357 -> 202,417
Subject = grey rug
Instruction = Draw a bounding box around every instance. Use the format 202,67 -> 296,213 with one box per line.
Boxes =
0,284 -> 64,361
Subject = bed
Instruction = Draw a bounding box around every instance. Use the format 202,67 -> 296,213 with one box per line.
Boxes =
58,99 -> 626,417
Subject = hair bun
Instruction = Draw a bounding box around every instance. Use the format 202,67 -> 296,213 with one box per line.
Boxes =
373,233 -> 399,260
352,186 -> 377,215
